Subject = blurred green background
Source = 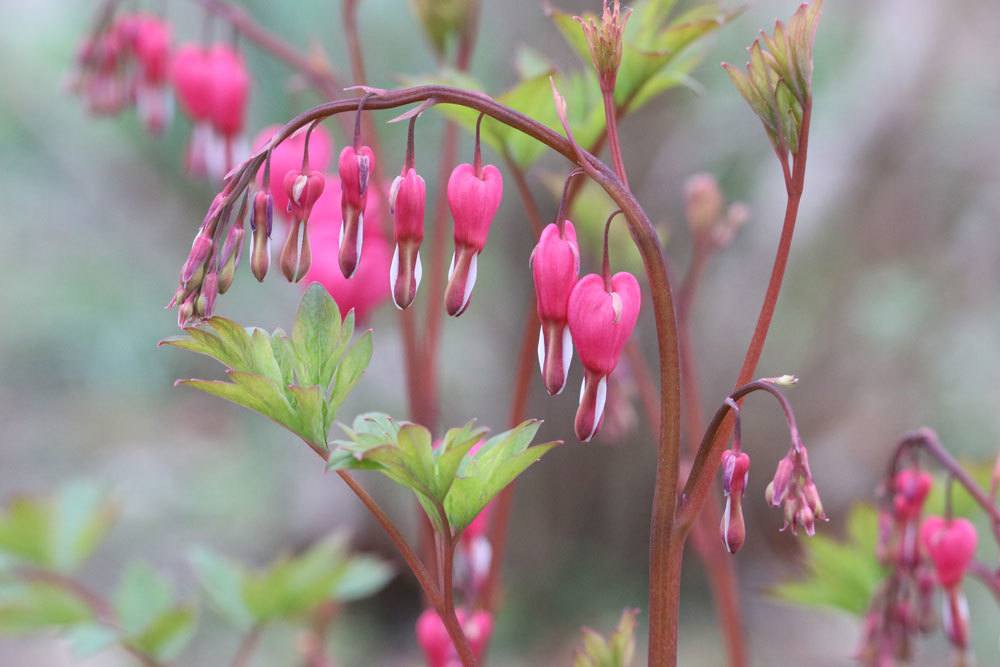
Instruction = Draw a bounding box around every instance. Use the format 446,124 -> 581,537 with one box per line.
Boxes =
2,0 -> 999,664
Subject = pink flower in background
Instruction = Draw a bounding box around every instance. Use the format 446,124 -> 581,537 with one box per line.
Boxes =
920,517 -> 977,589
171,44 -> 214,176
892,469 -> 933,522
253,124 -> 334,219
207,45 -> 249,177
415,608 -> 493,667
303,176 -> 390,321
567,271 -> 641,441
132,15 -> 172,135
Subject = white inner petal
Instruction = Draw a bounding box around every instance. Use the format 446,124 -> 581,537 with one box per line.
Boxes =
389,176 -> 402,214
414,251 -> 423,292
292,174 -> 307,205
389,244 -> 401,309
460,252 -> 478,313
560,326 -> 573,395
447,252 -> 456,281
722,496 -> 733,552
537,326 -> 546,377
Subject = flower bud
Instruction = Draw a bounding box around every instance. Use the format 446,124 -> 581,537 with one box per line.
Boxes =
181,230 -> 213,285
197,270 -> 219,318
444,162 -> 503,316
892,468 -> 933,522
530,222 -> 580,395
575,1 -> 631,93
415,607 -> 493,667
684,173 -> 724,232
719,450 -> 751,553
338,145 -> 376,278
249,190 -> 273,282
941,587 -> 970,650
920,516 -> 977,589
389,167 -> 426,309
567,272 -> 641,441
217,223 -> 244,294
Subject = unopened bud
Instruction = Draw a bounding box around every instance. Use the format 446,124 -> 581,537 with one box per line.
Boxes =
684,173 -> 723,231
181,231 -> 213,285
575,1 -> 631,94
177,292 -> 196,327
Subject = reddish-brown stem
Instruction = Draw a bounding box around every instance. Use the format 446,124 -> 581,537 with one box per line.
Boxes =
674,101 -> 812,542
334,470 -> 443,610
436,505 -> 477,667
301,602 -> 338,667
502,151 -> 545,237
229,623 -> 264,667
602,90 -> 630,189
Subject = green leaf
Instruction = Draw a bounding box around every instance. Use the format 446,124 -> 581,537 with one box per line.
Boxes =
189,548 -> 254,631
772,504 -> 886,616
547,4 -> 590,62
0,483 -> 115,572
292,284 -> 344,388
573,608 -> 639,667
165,288 -> 372,455
125,607 -> 196,661
0,581 -> 93,633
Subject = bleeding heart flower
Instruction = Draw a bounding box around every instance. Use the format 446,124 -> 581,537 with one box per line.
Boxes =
253,124 -> 333,218
207,45 -> 249,177
444,162 -> 503,316
530,221 -> 580,395
172,44 -> 214,175
415,608 -> 493,667
389,166 -> 426,309
279,168 -> 325,282
920,516 -> 977,589
303,176 -> 391,322
133,15 -> 171,85
338,144 -> 376,278
567,271 -> 641,441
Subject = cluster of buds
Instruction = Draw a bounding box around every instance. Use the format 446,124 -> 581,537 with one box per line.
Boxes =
683,173 -> 749,250
68,12 -> 173,135
575,0 -> 631,94
171,42 -> 250,180
415,607 -> 493,667
765,442 -> 827,536
723,0 -> 823,159
169,186 -> 249,325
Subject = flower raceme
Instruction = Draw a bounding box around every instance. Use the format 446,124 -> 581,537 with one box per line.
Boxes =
530,221 -> 581,395
389,166 -> 426,309
567,271 -> 641,442
338,144 -> 376,278
416,608 -> 493,667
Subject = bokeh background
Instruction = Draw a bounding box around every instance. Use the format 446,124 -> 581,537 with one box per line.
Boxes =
2,0 -> 999,664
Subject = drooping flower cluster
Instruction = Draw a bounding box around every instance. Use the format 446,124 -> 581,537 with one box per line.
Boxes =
68,12 -> 173,135
858,453 -> 982,666
172,42 -> 250,180
765,442 -> 827,536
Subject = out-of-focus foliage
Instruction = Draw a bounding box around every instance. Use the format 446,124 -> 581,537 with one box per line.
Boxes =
0,482 -> 114,573
161,285 -> 373,454
573,607 -> 638,667
773,464 -> 993,616
330,414 -> 559,533
191,533 -> 393,629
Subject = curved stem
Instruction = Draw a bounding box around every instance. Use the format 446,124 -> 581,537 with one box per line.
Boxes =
673,101 -> 812,544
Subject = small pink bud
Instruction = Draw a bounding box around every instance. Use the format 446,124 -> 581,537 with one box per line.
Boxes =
567,272 -> 641,441
920,516 -> 977,588
177,292 -> 196,327
684,173 -> 724,232
181,231 -> 213,285
338,145 -> 376,278
767,454 -> 796,507
389,167 -> 426,309
530,222 -> 580,395
444,162 -> 503,316
197,270 -> 219,318
720,450 -> 750,553
249,190 -> 273,282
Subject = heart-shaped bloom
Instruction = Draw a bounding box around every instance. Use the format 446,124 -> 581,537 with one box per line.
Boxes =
207,45 -> 249,139
567,271 -> 641,441
444,162 -> 503,316
279,169 -> 325,282
338,145 -> 376,278
415,608 -> 493,667
389,167 -> 426,309
530,222 -> 580,395
133,15 -> 171,85
171,44 -> 213,121
920,516 -> 977,589
253,124 -> 333,219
